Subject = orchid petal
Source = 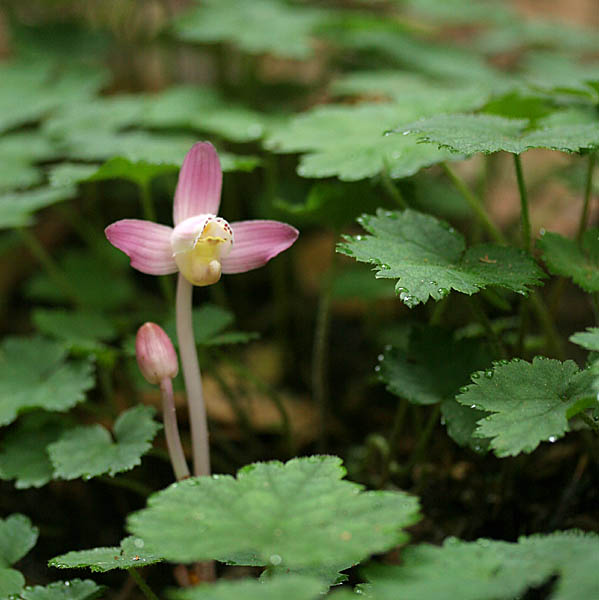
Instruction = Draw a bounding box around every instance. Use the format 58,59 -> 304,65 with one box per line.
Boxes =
105,219 -> 177,275
221,220 -> 299,274
173,142 -> 222,225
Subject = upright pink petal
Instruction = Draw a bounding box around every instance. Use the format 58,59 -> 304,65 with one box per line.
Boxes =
173,142 -> 222,225
105,219 -> 177,275
221,220 -> 299,274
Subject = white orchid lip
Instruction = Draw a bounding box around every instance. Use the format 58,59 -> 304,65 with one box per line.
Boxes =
171,214 -> 234,286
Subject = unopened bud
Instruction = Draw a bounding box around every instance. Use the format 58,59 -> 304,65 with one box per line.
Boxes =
135,322 -> 179,384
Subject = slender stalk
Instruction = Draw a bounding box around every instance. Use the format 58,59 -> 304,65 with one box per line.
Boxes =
513,155 -> 531,252
159,378 -> 190,480
17,228 -> 81,305
381,168 -> 408,210
409,404 -> 441,467
176,274 -> 211,476
313,258 -> 335,452
467,296 -> 507,358
128,568 -> 160,600
441,162 -> 503,244
441,162 -> 564,358
577,152 -> 597,241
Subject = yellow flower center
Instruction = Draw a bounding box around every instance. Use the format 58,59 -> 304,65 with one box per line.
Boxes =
173,218 -> 233,286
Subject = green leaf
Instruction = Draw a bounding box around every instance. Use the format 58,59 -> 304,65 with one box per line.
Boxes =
26,248 -> 135,310
379,326 -> 493,405
32,309 -> 117,353
331,72 -> 489,107
0,336 -> 94,427
0,514 -> 38,567
163,304 -> 258,348
127,456 -> 420,567
276,181 -> 388,230
401,112 -> 599,155
403,0 -> 514,25
441,398 -> 490,453
456,357 -> 595,457
169,575 -> 327,600
521,51 -> 599,98
0,514 -> 38,598
142,85 -> 271,143
172,0 -> 329,59
327,26 -> 507,88
0,185 -> 77,229
49,536 -> 162,572
0,413 -> 67,488
42,94 -> 146,138
570,327 -> 599,352
538,228 -> 599,292
337,209 -> 546,307
265,103 -> 459,181
362,530 -> 599,600
474,20 -> 599,55
0,59 -> 106,133
59,131 -> 198,165
18,580 -> 104,600
0,132 -> 60,192
48,405 -> 160,480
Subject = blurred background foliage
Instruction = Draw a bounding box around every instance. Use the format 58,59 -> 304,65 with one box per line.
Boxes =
0,0 -> 597,592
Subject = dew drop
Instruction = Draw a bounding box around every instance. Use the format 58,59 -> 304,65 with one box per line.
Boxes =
402,130 -> 411,136
270,554 -> 283,565
471,372 -> 481,380
484,370 -> 494,379
459,386 -> 469,393
134,538 -> 145,548
548,436 -> 557,443
377,354 -> 384,361
470,404 -> 478,409
374,365 -> 381,372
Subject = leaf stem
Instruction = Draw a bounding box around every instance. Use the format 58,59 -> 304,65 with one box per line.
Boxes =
313,256 -> 335,452
176,274 -> 211,477
17,227 -> 82,306
159,378 -> 190,480
381,168 -> 408,210
577,152 -> 597,241
441,162 -> 503,244
408,404 -> 441,467
128,568 -> 160,600
513,154 -> 531,252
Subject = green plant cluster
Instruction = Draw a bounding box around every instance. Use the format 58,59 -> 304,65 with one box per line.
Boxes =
0,0 -> 598,598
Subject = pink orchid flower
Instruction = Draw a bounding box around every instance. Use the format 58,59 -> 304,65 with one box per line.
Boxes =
105,142 -> 298,479
105,142 -> 299,287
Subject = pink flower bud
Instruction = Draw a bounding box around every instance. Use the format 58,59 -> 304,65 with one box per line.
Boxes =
135,322 -> 179,384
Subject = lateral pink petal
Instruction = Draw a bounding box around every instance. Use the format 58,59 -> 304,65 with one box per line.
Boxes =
105,219 -> 177,275
221,220 -> 299,274
173,142 -> 222,225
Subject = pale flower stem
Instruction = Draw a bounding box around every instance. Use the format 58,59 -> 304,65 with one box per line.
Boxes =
159,377 -> 190,481
176,273 -> 211,476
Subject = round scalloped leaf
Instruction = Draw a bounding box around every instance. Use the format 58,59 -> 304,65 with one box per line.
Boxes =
361,530 -> 599,600
49,536 -> 162,572
338,209 -> 545,307
19,579 -> 104,600
456,357 -> 596,456
48,405 -> 160,480
0,337 -> 94,427
127,456 -> 420,568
